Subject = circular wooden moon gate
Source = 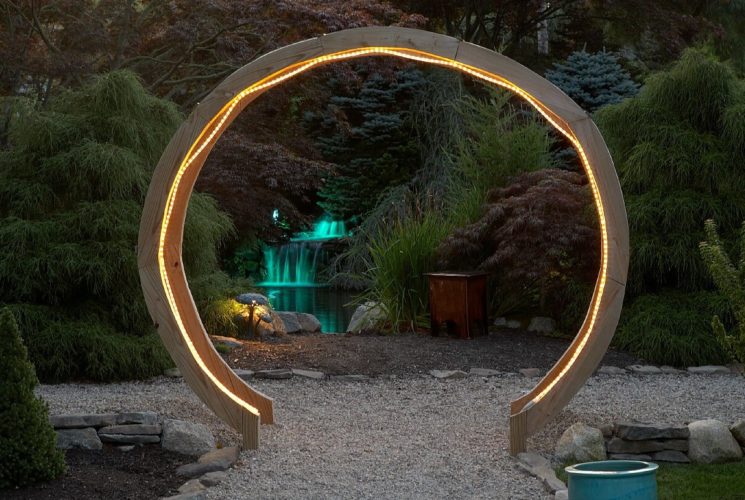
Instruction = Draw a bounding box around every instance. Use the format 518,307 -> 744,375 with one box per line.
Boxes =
138,27 -> 629,454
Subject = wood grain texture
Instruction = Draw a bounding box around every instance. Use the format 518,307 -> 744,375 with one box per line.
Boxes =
138,26 -> 628,453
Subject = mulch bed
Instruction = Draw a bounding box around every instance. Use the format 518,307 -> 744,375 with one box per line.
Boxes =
2,445 -> 191,500
227,328 -> 640,375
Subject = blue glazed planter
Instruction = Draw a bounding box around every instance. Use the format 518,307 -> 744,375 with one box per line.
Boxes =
565,460 -> 659,500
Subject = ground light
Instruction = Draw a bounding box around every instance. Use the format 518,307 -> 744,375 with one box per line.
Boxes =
137,27 -> 629,453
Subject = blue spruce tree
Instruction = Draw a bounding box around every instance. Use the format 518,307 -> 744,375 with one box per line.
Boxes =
306,67 -> 425,221
546,50 -> 640,112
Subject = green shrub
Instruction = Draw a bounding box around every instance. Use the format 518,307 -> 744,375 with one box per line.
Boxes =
0,308 -> 65,489
614,292 -> 729,366
700,219 -> 745,365
364,212 -> 452,332
0,71 -> 239,381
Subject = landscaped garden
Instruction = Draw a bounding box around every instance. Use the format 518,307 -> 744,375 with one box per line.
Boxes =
2,2 -> 745,499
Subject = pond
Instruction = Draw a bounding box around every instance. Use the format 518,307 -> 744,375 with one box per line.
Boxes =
259,286 -> 357,334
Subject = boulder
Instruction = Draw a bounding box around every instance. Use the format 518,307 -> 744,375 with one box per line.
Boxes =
276,312 -> 302,334
161,419 -> 216,456
597,366 -> 627,375
430,370 -> 467,379
687,365 -> 731,375
730,420 -> 745,447
255,309 -> 287,337
555,423 -> 606,463
296,313 -> 322,333
688,419 -> 744,464
56,428 -> 102,450
615,421 -> 689,441
528,317 -> 555,333
347,302 -> 386,333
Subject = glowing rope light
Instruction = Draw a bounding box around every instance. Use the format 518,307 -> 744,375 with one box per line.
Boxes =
157,46 -> 609,412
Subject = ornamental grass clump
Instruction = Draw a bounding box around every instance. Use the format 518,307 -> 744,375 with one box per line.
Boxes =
0,308 -> 65,489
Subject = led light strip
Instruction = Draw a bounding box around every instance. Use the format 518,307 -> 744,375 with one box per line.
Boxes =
157,46 -> 609,412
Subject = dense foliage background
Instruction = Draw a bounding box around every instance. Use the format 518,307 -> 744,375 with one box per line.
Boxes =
3,0 -> 745,389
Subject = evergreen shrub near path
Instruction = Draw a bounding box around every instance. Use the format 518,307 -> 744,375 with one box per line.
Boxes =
0,308 -> 65,489
0,71 -> 240,382
597,49 -> 745,366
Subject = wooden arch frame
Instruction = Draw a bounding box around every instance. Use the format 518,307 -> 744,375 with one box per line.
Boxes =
138,27 -> 628,454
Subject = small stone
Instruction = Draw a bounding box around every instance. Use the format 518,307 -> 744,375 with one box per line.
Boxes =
730,420 -> 745,447
528,317 -> 555,333
210,335 -> 242,349
56,428 -> 102,450
331,374 -> 369,382
233,369 -> 255,381
519,368 -> 541,378
199,470 -> 228,487
198,446 -> 240,468
177,462 -> 225,478
688,419 -> 743,464
494,317 -> 507,327
469,368 -> 501,377
99,434 -> 161,444
164,367 -> 182,378
555,423 -> 606,463
178,479 -> 206,494
660,365 -> 683,374
276,312 -> 302,334
347,302 -> 386,333
98,424 -> 161,435
50,414 -> 117,429
429,370 -> 467,379
555,490 -> 568,500
160,492 -> 206,500
116,412 -> 159,426
506,320 -> 521,329
626,365 -> 662,374
117,445 -> 135,452
608,453 -> 652,461
599,423 -> 614,438
687,365 -> 731,375
616,421 -> 689,441
516,452 -> 566,493
161,419 -> 216,456
597,366 -> 627,375
650,450 -> 690,463
607,437 -> 686,454
254,368 -> 293,379
296,313 -> 322,333
292,369 -> 325,380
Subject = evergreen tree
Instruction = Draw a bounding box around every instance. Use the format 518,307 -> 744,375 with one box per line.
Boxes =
307,67 -> 425,220
0,71 -> 236,382
546,50 -> 640,112
0,307 -> 65,489
596,49 -> 745,365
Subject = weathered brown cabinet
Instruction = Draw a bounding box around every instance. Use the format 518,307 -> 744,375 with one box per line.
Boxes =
427,272 -> 488,339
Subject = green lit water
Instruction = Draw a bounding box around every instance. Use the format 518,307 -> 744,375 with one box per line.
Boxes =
258,215 -> 354,332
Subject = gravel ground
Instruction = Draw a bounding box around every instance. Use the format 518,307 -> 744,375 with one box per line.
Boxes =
38,373 -> 745,500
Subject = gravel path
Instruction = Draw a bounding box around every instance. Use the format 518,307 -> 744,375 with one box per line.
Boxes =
38,373 -> 745,500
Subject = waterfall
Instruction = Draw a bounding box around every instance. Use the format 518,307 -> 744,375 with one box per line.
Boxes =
258,215 -> 348,287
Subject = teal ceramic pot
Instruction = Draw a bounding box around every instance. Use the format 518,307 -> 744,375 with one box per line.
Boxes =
565,460 -> 659,500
